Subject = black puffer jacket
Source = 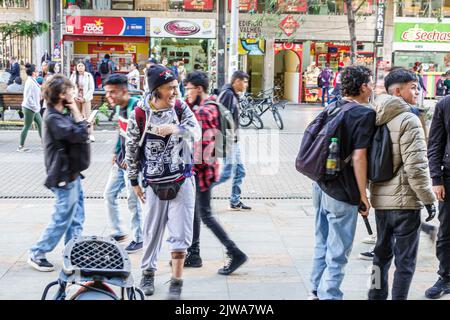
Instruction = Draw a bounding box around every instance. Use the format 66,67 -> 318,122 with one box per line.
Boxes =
428,96 -> 450,185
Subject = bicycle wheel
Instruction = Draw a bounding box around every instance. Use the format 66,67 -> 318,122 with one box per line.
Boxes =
251,111 -> 264,129
239,109 -> 253,127
272,109 -> 284,130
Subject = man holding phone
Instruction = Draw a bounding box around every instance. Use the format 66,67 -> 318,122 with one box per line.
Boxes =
103,74 -> 143,254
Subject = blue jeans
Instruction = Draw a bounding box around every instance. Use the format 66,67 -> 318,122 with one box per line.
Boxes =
321,86 -> 330,105
104,164 -> 143,242
215,142 -> 246,206
30,176 -> 85,260
310,183 -> 358,300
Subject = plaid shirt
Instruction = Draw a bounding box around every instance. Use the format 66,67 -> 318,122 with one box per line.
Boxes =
186,96 -> 220,192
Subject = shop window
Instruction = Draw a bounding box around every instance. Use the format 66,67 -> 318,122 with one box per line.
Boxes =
183,0 -> 215,12
111,0 -> 135,9
396,0 -> 443,17
0,0 -> 29,8
64,0 -> 93,9
445,0 -> 450,16
135,0 -> 169,10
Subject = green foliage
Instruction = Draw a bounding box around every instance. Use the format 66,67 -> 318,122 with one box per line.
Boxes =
0,20 -> 49,41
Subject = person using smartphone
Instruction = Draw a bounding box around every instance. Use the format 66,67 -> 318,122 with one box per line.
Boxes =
28,74 -> 90,272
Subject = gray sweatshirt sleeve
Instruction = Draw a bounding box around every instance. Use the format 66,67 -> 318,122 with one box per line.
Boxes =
125,109 -> 142,186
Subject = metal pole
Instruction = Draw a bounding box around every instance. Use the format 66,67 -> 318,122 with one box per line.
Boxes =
228,0 -> 239,82
217,0 -> 226,89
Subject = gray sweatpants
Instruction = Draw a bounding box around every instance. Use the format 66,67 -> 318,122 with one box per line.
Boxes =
141,176 -> 196,272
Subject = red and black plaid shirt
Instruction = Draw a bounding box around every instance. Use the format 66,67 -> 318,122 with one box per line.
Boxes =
186,96 -> 220,192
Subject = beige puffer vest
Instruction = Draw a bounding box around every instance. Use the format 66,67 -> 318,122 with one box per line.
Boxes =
369,95 -> 435,210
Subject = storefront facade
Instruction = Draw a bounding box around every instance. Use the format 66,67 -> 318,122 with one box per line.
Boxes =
149,18 -> 217,89
392,19 -> 450,98
63,15 -> 148,80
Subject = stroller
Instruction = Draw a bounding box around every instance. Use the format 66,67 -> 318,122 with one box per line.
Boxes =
41,236 -> 144,300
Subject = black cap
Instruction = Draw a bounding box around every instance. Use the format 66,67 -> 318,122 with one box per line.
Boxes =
146,64 -> 177,94
146,58 -> 158,64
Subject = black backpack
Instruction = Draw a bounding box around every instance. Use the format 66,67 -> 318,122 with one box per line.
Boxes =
204,100 -> 235,158
368,124 -> 398,183
295,101 -> 359,182
99,60 -> 110,74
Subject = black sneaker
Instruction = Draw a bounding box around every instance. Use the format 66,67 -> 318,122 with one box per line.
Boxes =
307,290 -> 319,300
358,250 -> 374,261
125,241 -> 143,253
27,257 -> 54,272
218,249 -> 248,275
112,234 -> 128,243
184,251 -> 203,268
229,202 -> 252,211
167,278 -> 183,300
425,277 -> 450,299
140,270 -> 155,296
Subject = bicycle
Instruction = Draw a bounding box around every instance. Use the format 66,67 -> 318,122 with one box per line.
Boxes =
251,87 -> 288,130
239,93 -> 264,129
41,236 -> 144,300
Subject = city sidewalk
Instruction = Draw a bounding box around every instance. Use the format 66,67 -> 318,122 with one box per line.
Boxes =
0,198 -> 444,300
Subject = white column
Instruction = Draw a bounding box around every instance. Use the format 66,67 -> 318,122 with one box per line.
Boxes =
228,0 -> 239,81
32,0 -> 50,66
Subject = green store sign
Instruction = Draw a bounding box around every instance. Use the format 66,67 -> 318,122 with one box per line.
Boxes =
394,23 -> 450,43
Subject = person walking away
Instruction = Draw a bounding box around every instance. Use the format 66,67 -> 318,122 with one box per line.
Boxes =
28,74 -> 90,271
183,70 -> 248,273
444,71 -> 450,96
17,64 -> 42,152
426,94 -> 450,299
98,54 -> 115,88
6,77 -> 24,93
215,71 -> 252,211
70,61 -> 95,142
125,65 -> 201,299
6,57 -> 20,85
103,74 -> 143,253
308,66 -> 376,300
329,67 -> 343,104
368,68 -> 436,300
178,61 -> 187,97
319,63 -> 333,107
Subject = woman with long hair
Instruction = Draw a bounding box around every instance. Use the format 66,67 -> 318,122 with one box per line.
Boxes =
18,63 -> 42,152
70,60 -> 95,141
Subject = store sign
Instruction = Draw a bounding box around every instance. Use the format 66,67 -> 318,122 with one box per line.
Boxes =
183,0 -> 214,11
375,0 -> 385,44
239,20 -> 262,38
65,16 -> 146,36
278,0 -> 307,13
279,15 -> 300,37
228,0 -> 257,12
150,18 -> 216,38
395,23 -> 450,43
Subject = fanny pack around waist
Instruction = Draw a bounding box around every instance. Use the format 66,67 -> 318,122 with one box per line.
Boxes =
149,178 -> 185,201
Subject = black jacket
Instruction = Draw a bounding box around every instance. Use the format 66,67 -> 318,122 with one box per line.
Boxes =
428,96 -> 450,185
218,84 -> 240,130
7,62 -> 20,84
43,108 -> 89,188
436,79 -> 447,97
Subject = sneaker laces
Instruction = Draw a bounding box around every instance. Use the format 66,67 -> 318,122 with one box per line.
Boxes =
223,252 -> 233,269
142,274 -> 154,287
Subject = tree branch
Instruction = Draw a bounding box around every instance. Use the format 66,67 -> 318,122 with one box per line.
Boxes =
353,0 -> 368,14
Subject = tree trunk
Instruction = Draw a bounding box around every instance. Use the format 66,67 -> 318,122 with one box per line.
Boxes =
345,0 -> 357,65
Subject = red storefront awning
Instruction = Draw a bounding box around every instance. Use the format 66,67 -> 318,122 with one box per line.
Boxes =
63,35 -> 148,43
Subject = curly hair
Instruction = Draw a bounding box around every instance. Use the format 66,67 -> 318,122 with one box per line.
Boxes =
341,65 -> 373,97
42,74 -> 74,108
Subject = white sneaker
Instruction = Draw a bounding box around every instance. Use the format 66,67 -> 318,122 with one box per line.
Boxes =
16,146 -> 30,152
89,135 -> 95,142
362,234 -> 377,244
307,291 -> 319,300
